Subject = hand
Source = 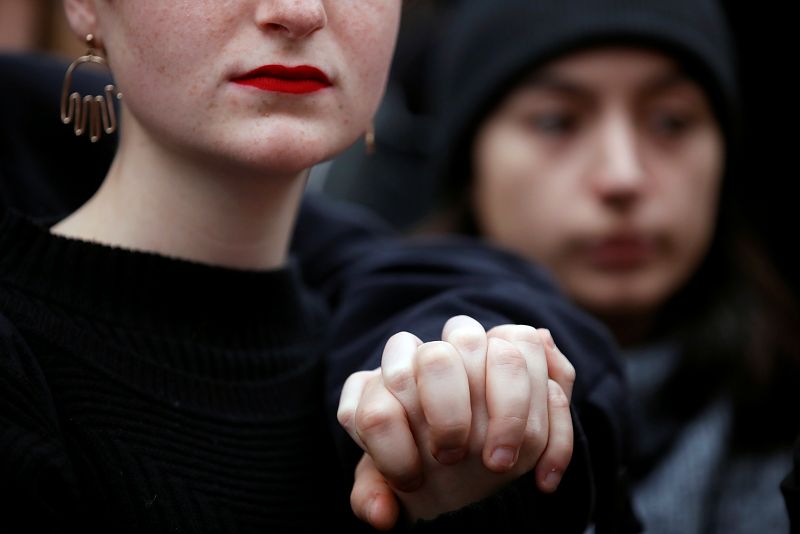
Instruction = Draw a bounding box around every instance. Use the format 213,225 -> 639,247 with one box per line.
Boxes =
337,316 -> 575,529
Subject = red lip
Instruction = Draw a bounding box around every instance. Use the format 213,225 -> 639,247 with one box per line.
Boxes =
232,65 -> 331,94
582,235 -> 656,270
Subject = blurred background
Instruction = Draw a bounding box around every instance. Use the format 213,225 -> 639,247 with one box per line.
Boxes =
1,0 -> 795,294
0,0 -> 83,57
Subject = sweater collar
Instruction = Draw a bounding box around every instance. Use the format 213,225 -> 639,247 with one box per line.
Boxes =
0,208 -> 323,346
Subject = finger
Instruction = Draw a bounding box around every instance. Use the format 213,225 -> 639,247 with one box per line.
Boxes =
488,325 -> 550,465
416,340 -> 472,465
441,315 -> 488,394
351,454 -> 401,531
338,369 -> 380,451
354,377 -> 423,491
535,380 -> 574,493
483,336 -> 531,472
538,329 -> 576,402
381,331 -> 424,426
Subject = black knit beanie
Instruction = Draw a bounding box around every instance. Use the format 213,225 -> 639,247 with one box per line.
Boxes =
429,0 -> 740,214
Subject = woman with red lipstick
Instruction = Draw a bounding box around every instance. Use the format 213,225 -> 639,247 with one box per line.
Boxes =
346,0 -> 799,531
0,1 -> 632,533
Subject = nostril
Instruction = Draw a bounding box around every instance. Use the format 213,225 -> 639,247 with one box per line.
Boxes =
264,22 -> 289,33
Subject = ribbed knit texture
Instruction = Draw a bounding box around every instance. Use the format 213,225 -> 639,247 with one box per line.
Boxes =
0,209 -> 353,533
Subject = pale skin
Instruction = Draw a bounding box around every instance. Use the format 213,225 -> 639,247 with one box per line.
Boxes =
57,0 -> 574,529
339,316 -> 575,528
472,48 -> 724,346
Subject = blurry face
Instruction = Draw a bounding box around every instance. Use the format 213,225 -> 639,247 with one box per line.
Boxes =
75,0 -> 401,175
472,47 -> 724,320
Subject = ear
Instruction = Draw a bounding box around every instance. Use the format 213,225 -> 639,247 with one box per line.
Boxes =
63,0 -> 99,43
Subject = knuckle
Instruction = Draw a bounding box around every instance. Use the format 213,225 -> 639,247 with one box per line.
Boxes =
491,345 -> 528,375
417,341 -> 458,375
382,364 -> 416,395
447,327 -> 486,355
487,324 -> 515,340
355,404 -> 399,438
491,324 -> 542,345
515,324 -> 542,345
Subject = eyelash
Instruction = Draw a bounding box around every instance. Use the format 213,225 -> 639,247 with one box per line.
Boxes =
524,113 -> 577,135
648,111 -> 696,136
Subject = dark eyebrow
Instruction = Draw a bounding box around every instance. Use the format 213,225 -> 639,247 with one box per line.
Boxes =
639,70 -> 698,97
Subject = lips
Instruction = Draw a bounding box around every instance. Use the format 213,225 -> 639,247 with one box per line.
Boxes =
232,65 -> 331,94
582,234 -> 657,270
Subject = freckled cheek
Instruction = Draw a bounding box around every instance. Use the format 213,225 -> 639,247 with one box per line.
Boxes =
339,16 -> 399,104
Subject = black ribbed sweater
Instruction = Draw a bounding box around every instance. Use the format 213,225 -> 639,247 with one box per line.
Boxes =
0,209 -> 360,532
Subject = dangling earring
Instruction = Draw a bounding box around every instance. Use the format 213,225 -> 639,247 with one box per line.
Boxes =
60,33 -> 122,143
364,122 -> 376,155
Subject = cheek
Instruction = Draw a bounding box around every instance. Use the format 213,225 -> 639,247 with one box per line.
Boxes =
102,2 -> 233,111
331,4 -> 400,124
664,133 -> 724,267
472,123 -> 566,261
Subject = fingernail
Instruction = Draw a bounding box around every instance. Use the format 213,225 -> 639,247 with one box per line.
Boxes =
435,447 -> 465,465
490,446 -> 517,470
542,468 -> 562,491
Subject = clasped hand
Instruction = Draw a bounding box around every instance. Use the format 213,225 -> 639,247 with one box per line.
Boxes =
338,315 -> 576,530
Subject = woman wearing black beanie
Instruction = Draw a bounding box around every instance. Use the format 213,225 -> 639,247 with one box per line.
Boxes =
418,0 -> 800,532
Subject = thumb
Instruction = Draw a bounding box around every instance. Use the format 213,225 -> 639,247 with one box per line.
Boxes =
351,453 -> 401,531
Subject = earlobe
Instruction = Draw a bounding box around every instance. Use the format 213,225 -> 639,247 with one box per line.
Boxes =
63,0 -> 99,43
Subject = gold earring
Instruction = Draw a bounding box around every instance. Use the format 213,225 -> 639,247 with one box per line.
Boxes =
60,33 -> 122,143
364,123 -> 376,155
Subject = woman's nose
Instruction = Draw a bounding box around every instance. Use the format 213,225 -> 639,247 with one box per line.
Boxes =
588,111 -> 647,207
255,0 -> 327,40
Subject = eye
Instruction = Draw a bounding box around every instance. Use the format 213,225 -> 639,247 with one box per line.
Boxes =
523,113 -> 577,136
649,111 -> 696,137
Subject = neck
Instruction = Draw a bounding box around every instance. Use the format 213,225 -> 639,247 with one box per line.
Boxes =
52,114 -> 308,270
